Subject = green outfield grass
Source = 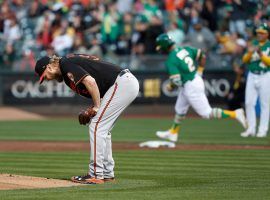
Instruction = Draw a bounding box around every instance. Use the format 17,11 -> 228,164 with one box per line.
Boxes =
0,150 -> 270,200
0,118 -> 270,199
0,118 -> 269,145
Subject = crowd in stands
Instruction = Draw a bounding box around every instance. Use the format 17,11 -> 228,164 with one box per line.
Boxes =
0,0 -> 269,71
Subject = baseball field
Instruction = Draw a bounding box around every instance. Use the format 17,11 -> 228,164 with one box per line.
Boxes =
0,117 -> 270,200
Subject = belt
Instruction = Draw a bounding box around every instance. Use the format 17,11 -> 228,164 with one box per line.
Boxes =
251,70 -> 267,75
119,69 -> 130,77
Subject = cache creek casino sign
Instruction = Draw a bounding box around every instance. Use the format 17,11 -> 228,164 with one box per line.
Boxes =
1,71 -> 233,105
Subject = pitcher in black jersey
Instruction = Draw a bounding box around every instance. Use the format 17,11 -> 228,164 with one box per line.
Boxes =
35,54 -> 139,184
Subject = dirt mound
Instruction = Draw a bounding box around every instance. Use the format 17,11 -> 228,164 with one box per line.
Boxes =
0,107 -> 45,121
0,174 -> 80,190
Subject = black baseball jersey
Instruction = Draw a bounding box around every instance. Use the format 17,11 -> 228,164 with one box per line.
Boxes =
59,54 -> 122,98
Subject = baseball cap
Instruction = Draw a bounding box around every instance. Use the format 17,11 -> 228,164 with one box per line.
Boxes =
35,56 -> 50,84
256,23 -> 269,34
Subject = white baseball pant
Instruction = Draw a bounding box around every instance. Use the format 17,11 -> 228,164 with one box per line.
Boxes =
245,72 -> 270,133
88,70 -> 139,179
175,75 -> 212,118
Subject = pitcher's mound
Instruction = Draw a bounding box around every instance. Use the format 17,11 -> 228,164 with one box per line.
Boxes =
0,107 -> 45,121
0,174 -> 81,190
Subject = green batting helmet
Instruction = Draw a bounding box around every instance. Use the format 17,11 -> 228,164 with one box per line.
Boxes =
156,33 -> 175,52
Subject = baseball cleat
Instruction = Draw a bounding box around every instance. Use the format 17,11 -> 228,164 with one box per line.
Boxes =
240,130 -> 256,137
156,130 -> 178,142
71,174 -> 104,184
256,131 -> 267,138
235,108 -> 248,129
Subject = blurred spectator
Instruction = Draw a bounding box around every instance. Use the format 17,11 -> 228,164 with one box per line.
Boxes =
72,34 -> 102,58
35,10 -> 53,36
185,18 -> 216,52
2,43 -> 15,66
216,31 -> 237,54
101,2 -> 122,47
115,12 -> 133,54
83,8 -> 102,36
36,11 -> 53,49
70,14 -> 86,34
167,22 -> 185,46
68,0 -> 84,17
18,49 -> 36,71
226,36 -> 247,110
164,0 -> 186,12
87,35 -> 103,58
133,0 -> 144,13
143,0 -> 162,21
53,19 -> 75,39
28,0 -> 44,18
72,34 -> 88,54
117,0 -> 133,14
200,0 -> 218,32
167,10 -> 185,35
227,64 -> 246,110
132,14 -> 148,55
11,0 -> 27,20
3,15 -> 22,45
45,45 -> 56,57
188,7 -> 201,32
227,0 -> 248,36
1,14 -> 22,66
51,22 -> 74,56
132,0 -> 164,54
145,15 -> 164,54
0,2 -> 11,34
0,0 -> 268,71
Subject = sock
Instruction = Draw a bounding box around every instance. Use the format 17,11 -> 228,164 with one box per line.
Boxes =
211,108 -> 236,119
169,114 -> 185,134
222,110 -> 236,118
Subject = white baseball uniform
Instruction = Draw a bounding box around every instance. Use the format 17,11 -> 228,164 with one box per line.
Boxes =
243,39 -> 270,135
245,72 -> 270,133
58,55 -> 139,180
89,71 -> 139,179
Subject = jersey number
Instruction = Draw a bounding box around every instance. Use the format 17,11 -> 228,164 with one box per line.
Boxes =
176,50 -> 196,72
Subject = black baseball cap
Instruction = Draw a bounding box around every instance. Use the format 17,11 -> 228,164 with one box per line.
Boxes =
35,56 -> 50,84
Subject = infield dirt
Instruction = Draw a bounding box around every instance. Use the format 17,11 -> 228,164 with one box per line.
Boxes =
0,174 -> 81,190
0,141 -> 270,152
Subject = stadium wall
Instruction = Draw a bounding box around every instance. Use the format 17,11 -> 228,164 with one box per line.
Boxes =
0,70 -> 234,107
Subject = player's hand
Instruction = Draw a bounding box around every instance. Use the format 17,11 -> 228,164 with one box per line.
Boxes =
166,82 -> 177,92
78,106 -> 98,125
197,66 -> 204,77
248,45 -> 258,53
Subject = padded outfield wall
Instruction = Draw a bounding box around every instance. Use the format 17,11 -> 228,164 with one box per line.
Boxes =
0,70 -> 234,106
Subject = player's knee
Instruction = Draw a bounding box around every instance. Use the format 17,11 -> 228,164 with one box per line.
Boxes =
197,109 -> 212,119
200,113 -> 211,119
175,107 -> 188,116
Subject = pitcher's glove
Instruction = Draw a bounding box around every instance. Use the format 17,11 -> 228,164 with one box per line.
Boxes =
78,106 -> 97,125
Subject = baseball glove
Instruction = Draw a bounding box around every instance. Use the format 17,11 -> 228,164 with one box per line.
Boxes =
78,106 -> 97,125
